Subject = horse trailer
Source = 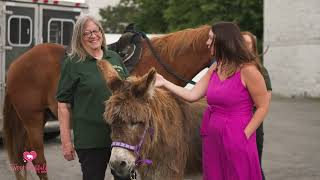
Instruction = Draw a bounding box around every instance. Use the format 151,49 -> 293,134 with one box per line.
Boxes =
0,0 -> 88,137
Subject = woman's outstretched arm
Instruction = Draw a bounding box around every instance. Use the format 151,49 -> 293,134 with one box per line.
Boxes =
155,64 -> 216,102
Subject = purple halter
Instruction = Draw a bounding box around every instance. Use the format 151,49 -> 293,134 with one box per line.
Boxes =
111,127 -> 154,167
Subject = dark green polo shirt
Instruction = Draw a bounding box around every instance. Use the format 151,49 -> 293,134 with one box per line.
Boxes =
253,66 -> 272,112
56,48 -> 128,149
261,66 -> 272,91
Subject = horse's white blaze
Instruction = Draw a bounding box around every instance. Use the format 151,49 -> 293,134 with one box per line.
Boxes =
110,147 -> 136,168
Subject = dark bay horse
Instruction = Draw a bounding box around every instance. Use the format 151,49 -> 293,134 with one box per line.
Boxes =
97,59 -> 207,180
3,25 -> 211,180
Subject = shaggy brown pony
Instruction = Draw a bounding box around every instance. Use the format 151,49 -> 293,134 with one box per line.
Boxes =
97,60 -> 206,180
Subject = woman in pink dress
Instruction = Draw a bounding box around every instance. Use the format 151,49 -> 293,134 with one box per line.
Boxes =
155,22 -> 269,180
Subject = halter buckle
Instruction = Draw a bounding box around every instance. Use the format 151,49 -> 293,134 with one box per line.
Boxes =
130,170 -> 137,180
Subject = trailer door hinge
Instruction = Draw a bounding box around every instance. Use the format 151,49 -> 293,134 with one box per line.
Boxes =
0,9 -> 13,15
0,82 -> 6,89
0,45 -> 13,51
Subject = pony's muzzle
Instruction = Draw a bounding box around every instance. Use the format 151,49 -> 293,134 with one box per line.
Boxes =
109,147 -> 136,179
109,159 -> 132,177
110,168 -> 131,180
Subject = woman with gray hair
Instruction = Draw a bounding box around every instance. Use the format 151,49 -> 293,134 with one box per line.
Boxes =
56,14 -> 128,180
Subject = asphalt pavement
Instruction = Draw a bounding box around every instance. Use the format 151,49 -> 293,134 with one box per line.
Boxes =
0,96 -> 319,180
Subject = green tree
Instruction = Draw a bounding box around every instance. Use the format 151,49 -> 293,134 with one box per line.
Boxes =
99,0 -> 138,33
100,0 -> 263,50
164,0 -> 263,49
133,0 -> 169,33
164,0 -> 210,31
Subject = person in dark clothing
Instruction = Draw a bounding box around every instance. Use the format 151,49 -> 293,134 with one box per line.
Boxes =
242,31 -> 272,180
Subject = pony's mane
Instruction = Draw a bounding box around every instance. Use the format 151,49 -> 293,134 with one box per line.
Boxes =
146,88 -> 205,170
150,25 -> 211,62
147,89 -> 181,145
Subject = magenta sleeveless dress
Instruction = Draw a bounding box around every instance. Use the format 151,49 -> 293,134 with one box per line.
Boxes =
200,70 -> 262,180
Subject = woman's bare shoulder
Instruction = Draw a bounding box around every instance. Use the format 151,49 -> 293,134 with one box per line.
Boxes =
240,63 -> 262,85
240,63 -> 259,73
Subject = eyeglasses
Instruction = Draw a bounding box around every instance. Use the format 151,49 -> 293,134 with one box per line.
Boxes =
83,29 -> 101,38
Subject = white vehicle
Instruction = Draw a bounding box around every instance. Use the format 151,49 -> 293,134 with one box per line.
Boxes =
0,0 -> 88,138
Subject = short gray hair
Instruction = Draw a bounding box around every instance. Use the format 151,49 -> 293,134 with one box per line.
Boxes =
69,14 -> 106,61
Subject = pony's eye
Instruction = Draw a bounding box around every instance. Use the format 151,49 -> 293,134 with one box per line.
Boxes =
111,119 -> 124,127
128,121 -> 144,129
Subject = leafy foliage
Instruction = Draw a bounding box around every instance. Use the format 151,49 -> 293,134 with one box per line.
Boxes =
100,0 -> 263,50
99,0 -> 139,33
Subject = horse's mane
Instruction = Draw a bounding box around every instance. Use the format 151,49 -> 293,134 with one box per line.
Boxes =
150,25 -> 211,62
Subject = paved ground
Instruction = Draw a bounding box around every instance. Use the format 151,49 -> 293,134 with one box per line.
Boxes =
0,96 -> 319,180
262,97 -> 320,180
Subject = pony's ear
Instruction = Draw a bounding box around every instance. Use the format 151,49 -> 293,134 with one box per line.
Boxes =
124,23 -> 135,33
132,68 -> 156,99
97,60 -> 123,92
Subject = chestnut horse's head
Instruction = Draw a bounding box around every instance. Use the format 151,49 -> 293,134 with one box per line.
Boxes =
97,60 -> 158,179
108,24 -> 213,86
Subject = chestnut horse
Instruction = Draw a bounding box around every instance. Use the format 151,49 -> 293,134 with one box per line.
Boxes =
97,60 -> 207,180
3,25 -> 211,180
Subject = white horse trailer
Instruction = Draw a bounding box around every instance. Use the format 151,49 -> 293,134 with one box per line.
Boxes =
0,0 -> 88,137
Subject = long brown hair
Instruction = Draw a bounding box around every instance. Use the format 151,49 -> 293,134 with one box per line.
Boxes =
241,31 -> 261,63
211,22 -> 261,76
